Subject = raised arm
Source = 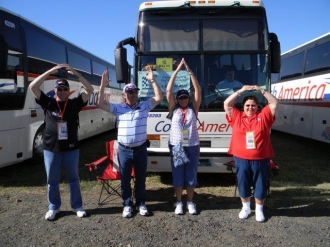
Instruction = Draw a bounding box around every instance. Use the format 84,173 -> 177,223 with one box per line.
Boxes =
146,66 -> 163,107
97,70 -> 111,112
166,59 -> 185,110
66,65 -> 94,103
257,86 -> 278,116
184,59 -> 201,114
29,64 -> 64,100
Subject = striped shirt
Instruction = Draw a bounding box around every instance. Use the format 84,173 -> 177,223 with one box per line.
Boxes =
110,99 -> 154,147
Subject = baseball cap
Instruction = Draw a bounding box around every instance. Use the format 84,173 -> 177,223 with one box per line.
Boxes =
54,79 -> 69,89
123,84 -> 140,93
176,89 -> 189,99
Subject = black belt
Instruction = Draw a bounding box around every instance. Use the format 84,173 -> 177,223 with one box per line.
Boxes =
118,142 -> 146,150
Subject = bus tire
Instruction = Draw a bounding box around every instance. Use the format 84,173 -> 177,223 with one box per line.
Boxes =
33,124 -> 44,161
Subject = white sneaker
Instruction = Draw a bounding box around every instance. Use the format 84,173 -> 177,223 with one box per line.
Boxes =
122,206 -> 132,218
239,208 -> 251,219
187,202 -> 197,215
136,204 -> 149,216
73,207 -> 87,218
174,202 -> 183,215
255,211 -> 265,222
45,209 -> 60,221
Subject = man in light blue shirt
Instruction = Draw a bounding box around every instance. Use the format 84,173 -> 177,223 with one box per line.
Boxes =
97,67 -> 163,218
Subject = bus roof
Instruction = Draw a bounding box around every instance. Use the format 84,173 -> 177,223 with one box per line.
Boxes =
139,0 -> 265,10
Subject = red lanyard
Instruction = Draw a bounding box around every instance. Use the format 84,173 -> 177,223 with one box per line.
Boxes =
180,108 -> 187,126
56,99 -> 68,119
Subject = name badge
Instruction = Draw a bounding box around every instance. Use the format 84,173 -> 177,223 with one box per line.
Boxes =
181,129 -> 189,146
246,131 -> 256,149
58,122 -> 68,140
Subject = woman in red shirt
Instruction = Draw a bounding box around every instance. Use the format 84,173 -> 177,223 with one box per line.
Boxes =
224,85 -> 278,222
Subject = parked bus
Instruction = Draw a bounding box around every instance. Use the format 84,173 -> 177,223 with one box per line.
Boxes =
114,0 -> 281,172
271,32 -> 330,143
0,7 -> 124,168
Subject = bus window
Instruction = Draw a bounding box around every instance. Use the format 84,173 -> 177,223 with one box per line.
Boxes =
142,20 -> 199,52
304,41 -> 330,75
0,34 -> 8,75
68,50 -> 91,82
271,73 -> 279,83
108,67 -> 118,88
92,61 -> 106,86
203,19 -> 260,51
26,28 -> 66,64
0,19 -> 25,109
0,17 -> 23,51
280,52 -> 304,80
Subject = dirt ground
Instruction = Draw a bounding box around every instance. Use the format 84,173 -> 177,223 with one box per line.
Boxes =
0,130 -> 330,247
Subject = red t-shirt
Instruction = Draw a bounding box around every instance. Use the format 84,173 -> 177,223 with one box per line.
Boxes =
226,105 -> 275,160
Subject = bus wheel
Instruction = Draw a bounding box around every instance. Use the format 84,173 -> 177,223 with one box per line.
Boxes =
33,125 -> 44,161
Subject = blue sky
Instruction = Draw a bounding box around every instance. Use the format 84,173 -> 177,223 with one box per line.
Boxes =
1,0 -> 329,65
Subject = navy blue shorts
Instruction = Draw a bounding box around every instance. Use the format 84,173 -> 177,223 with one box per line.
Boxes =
234,156 -> 270,200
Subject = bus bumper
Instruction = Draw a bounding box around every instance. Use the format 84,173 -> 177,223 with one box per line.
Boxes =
147,147 -> 233,173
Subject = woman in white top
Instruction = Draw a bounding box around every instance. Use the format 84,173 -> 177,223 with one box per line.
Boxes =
166,58 -> 202,215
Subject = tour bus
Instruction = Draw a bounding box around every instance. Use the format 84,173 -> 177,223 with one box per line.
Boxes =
114,0 -> 281,172
271,32 -> 330,143
0,7 -> 124,168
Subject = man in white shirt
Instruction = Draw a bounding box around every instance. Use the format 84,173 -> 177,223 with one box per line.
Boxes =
216,69 -> 243,97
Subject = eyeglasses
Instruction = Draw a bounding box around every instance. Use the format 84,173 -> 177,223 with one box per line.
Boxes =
245,104 -> 256,108
57,87 -> 69,92
226,73 -> 234,76
127,90 -> 138,95
178,96 -> 189,100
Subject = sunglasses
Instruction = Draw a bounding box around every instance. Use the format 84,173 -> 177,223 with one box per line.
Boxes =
57,87 -> 69,92
178,96 -> 189,100
127,90 -> 138,95
245,104 -> 256,107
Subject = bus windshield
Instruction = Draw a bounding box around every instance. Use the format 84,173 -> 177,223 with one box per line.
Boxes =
136,6 -> 270,111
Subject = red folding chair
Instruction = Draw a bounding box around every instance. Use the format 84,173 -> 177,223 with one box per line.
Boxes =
85,140 -> 135,205
223,159 -> 280,204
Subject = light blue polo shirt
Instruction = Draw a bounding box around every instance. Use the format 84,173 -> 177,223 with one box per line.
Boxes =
110,99 -> 153,147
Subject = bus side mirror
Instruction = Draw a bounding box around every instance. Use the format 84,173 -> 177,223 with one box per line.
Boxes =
115,47 -> 128,83
0,35 -> 8,75
269,33 -> 281,73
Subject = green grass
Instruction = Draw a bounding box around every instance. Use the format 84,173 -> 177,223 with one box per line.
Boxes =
1,129 -> 330,210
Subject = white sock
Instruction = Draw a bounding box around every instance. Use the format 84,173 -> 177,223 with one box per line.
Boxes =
255,203 -> 263,212
242,201 -> 250,210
